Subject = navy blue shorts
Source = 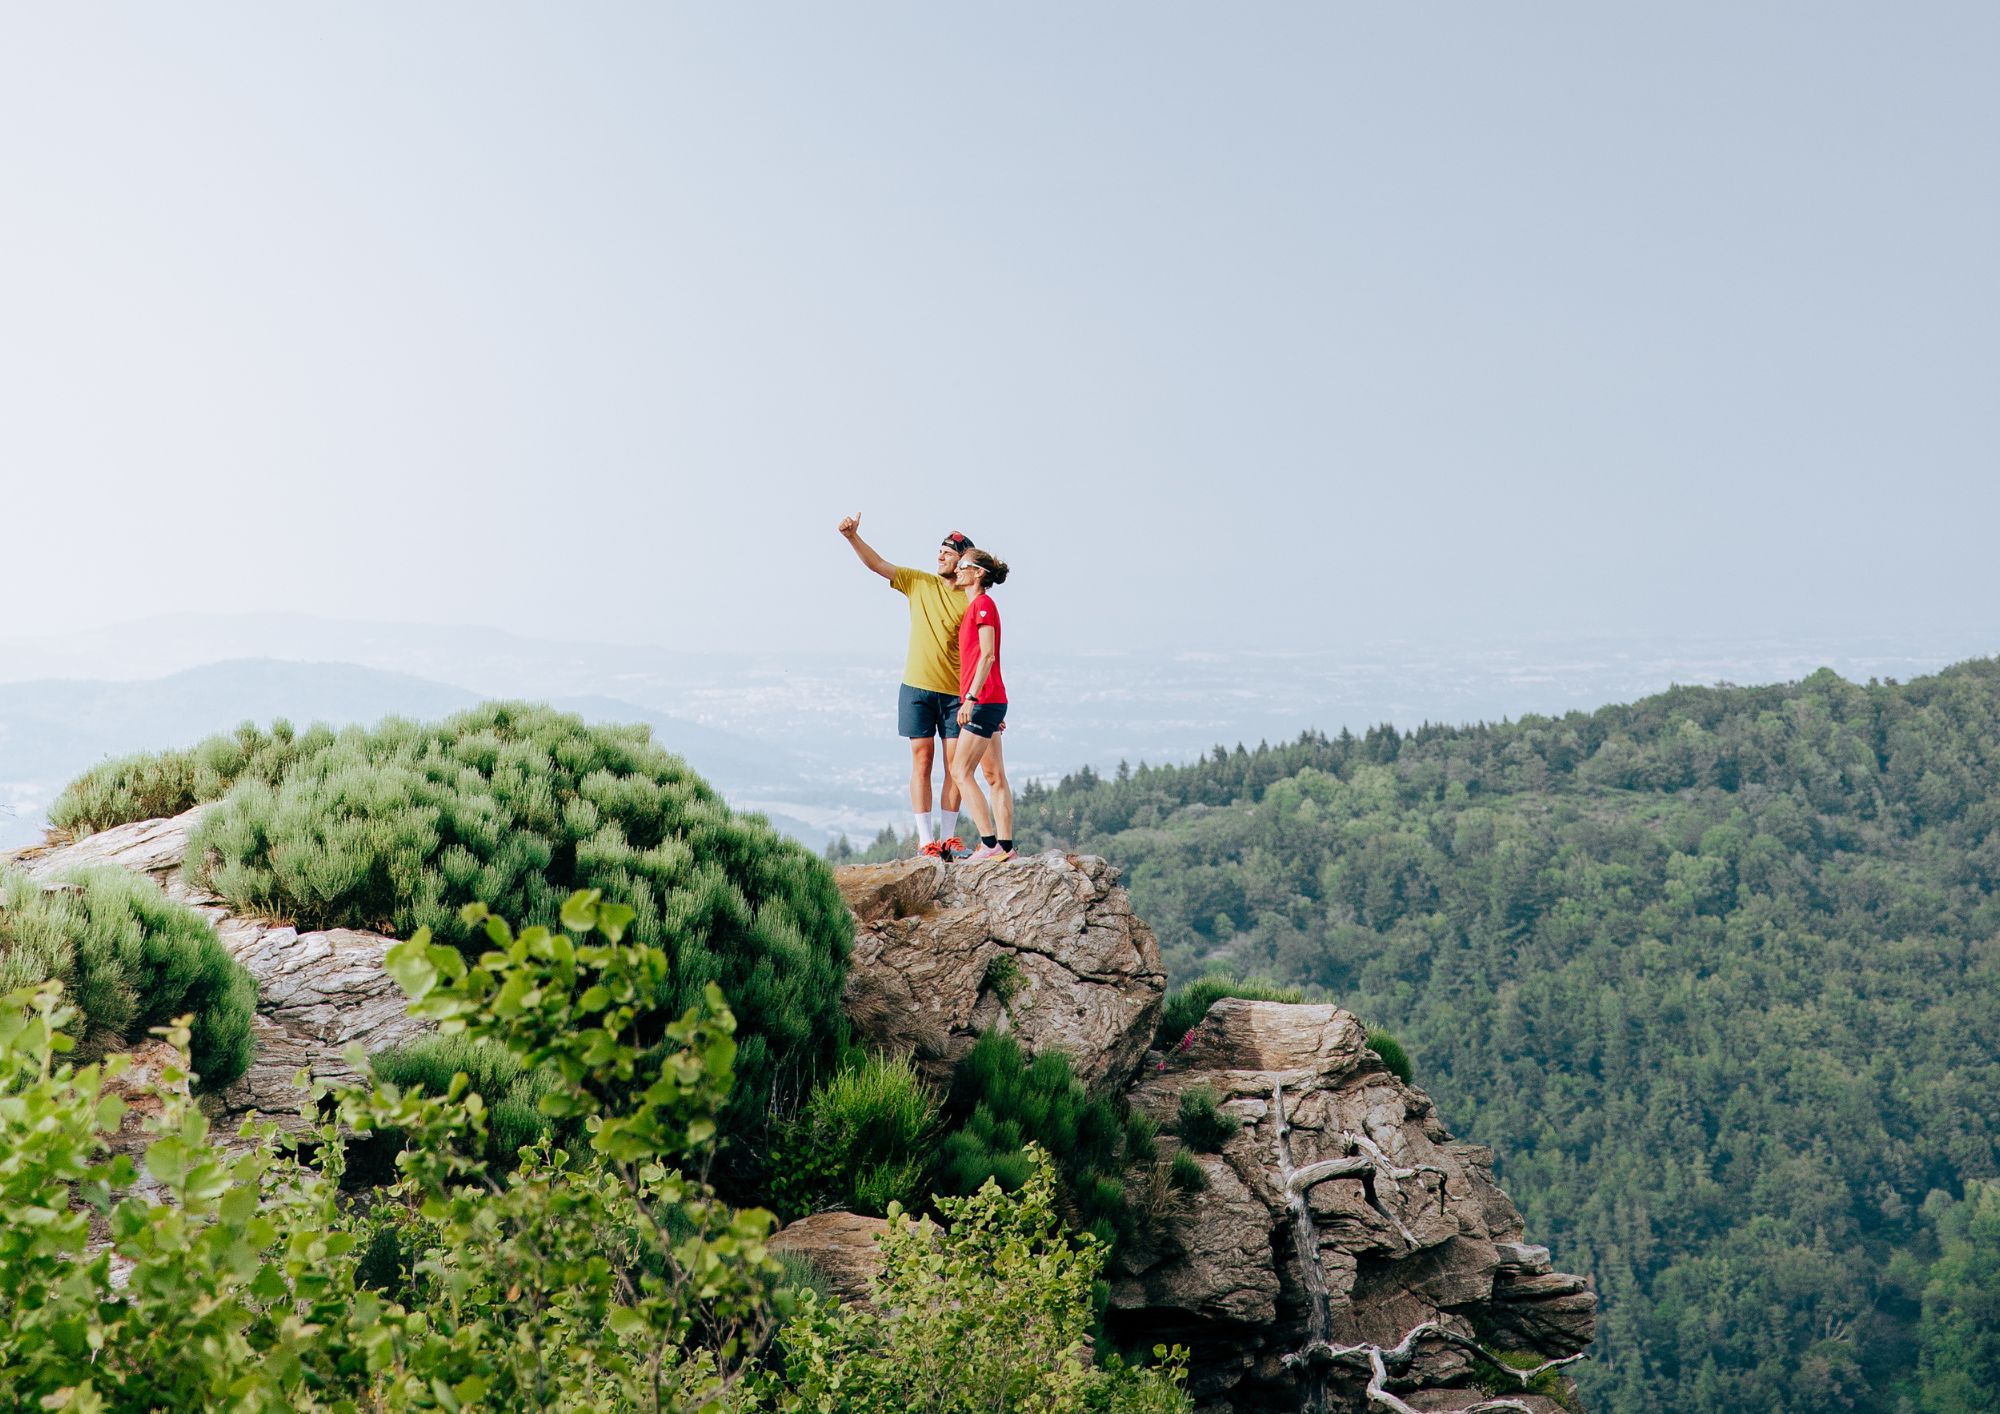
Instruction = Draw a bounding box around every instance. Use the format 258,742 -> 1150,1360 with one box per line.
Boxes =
962,702 -> 1008,738
898,683 -> 962,739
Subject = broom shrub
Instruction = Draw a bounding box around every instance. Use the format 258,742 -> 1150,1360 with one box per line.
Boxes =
769,1050 -> 940,1220
0,866 -> 255,1087
50,719 -> 334,836
177,702 -> 852,1133
936,1031 -> 1144,1252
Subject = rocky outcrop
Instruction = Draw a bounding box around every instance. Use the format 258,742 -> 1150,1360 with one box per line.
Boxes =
8,807 -> 429,1125
768,1211 -> 891,1308
10,818 -> 1592,1410
1112,1000 -> 1593,1413
834,853 -> 1166,1092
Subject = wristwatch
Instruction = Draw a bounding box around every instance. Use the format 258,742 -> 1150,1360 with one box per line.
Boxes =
965,696 -> 979,706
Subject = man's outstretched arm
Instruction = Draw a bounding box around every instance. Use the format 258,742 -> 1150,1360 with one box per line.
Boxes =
838,512 -> 896,581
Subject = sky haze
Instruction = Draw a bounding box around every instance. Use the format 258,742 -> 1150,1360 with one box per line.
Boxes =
4,5 -> 1994,660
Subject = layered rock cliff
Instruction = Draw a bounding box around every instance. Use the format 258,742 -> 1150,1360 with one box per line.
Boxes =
7,823 -> 1593,1412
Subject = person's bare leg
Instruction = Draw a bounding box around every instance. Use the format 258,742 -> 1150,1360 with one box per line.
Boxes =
954,733 -> 995,839
909,738 -> 936,814
985,736 -> 1013,841
940,735 -> 962,816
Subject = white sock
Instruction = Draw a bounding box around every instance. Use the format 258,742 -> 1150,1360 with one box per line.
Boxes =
933,810 -> 949,840
914,812 -> 934,845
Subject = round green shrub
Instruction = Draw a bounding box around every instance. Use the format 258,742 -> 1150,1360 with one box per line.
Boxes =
938,1031 -> 1143,1248
1167,1150 -> 1207,1195
0,866 -> 256,1088
180,703 -> 853,1128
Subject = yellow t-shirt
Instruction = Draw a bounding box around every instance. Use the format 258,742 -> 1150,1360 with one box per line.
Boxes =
891,566 -> 968,696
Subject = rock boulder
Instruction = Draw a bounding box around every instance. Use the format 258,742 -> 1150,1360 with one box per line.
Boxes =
834,853 -> 1166,1092
1112,999 -> 1594,1412
9,807 -> 429,1125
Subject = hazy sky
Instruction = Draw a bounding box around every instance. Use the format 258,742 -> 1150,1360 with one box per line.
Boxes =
4,5 -> 1995,660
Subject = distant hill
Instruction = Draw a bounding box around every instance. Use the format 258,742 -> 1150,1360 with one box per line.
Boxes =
1012,658 -> 2000,1414
0,660 -> 813,849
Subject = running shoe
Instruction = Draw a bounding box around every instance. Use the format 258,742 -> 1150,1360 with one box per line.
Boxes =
965,844 -> 1015,862
919,840 -> 947,858
940,835 -> 966,860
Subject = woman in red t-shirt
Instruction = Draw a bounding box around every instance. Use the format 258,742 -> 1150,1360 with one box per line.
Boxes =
951,548 -> 1013,861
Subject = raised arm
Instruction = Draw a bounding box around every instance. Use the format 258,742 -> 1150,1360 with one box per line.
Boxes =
837,512 -> 895,581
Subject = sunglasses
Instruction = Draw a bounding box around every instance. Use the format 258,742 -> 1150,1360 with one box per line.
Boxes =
954,559 -> 981,572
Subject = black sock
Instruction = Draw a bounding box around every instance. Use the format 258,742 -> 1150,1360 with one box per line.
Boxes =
981,834 -> 997,848
999,839 -> 1013,852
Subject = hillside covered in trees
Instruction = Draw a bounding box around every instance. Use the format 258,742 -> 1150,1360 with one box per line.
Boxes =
1011,658 -> 2000,1414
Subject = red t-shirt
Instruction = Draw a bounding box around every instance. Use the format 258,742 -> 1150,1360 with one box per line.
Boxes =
958,592 -> 1007,705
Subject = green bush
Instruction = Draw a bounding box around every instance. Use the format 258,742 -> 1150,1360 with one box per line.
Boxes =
50,719 -> 333,836
937,1032 -> 1143,1251
0,866 -> 255,1087
778,1146 -> 1192,1413
1173,1086 -> 1240,1153
368,1033 -> 571,1170
1156,973 -> 1305,1046
1366,1027 -> 1414,1083
771,1051 -> 941,1220
175,702 -> 852,1132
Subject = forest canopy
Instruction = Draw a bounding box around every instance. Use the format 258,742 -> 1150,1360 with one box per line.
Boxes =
1010,658 -> 2000,1414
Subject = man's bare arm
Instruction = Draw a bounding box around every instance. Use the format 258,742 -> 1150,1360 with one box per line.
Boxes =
837,512 -> 896,581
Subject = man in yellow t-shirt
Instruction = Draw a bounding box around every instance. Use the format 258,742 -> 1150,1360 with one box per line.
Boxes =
838,513 -> 973,857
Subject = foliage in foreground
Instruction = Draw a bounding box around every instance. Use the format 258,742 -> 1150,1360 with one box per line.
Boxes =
0,891 -> 782,1412
1014,658 -> 2000,1414
152,702 -> 855,1137
780,1147 -> 1190,1414
0,864 -> 255,1086
0,890 -> 1192,1413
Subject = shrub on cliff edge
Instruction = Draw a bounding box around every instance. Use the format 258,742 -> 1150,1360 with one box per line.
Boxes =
1155,972 -> 1305,1046
181,702 -> 852,1129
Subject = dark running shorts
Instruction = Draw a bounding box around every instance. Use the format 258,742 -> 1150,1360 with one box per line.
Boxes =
963,702 -> 1008,738
898,683 -> 962,739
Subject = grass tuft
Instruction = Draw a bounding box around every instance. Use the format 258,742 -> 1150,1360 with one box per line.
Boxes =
1366,1027 -> 1414,1083
1174,1086 -> 1241,1153
1156,973 -> 1305,1046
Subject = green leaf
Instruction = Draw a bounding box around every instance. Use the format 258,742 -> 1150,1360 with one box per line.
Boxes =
560,889 -> 602,932
385,935 -> 438,1001
595,901 -> 636,942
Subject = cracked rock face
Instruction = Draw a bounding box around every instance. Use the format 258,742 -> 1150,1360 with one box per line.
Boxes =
9,807 -> 429,1126
1114,1000 -> 1595,1413
833,853 -> 1167,1092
